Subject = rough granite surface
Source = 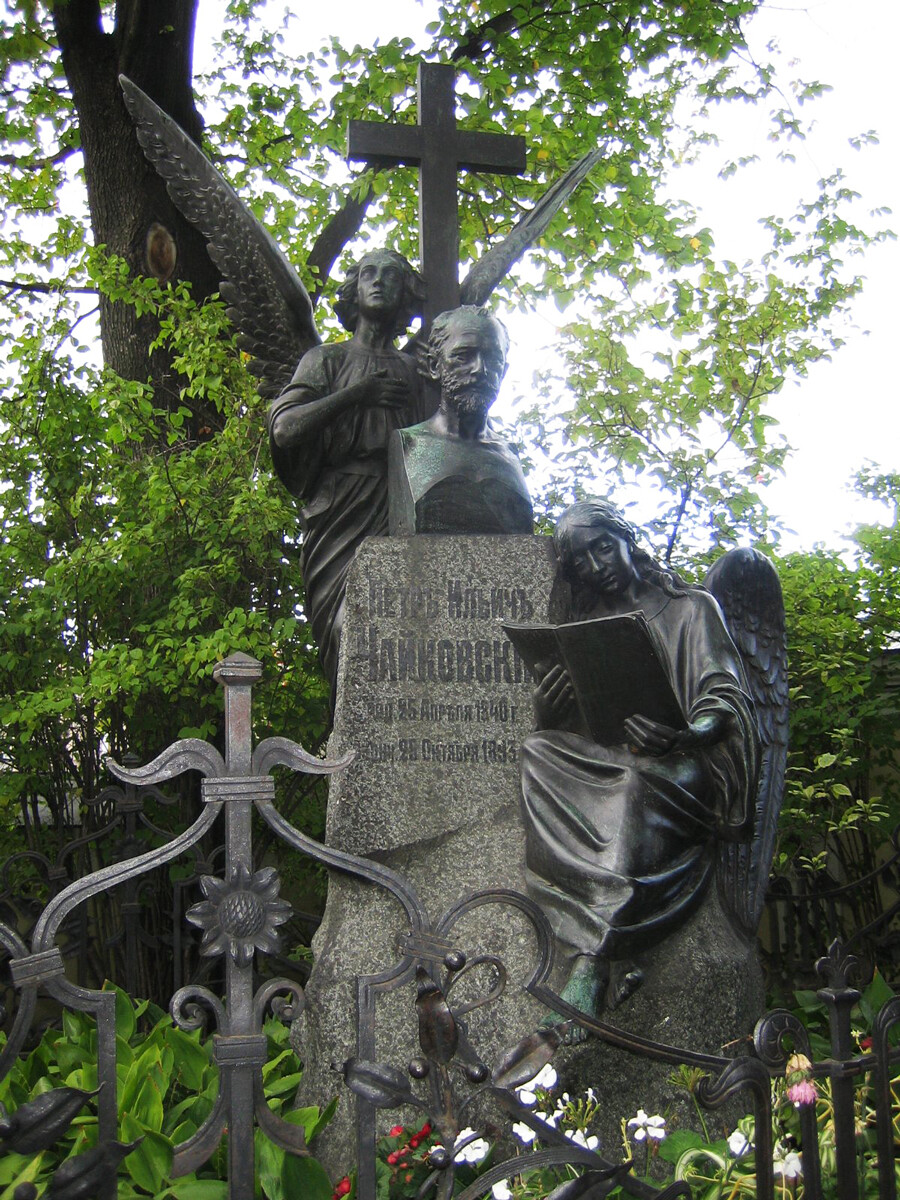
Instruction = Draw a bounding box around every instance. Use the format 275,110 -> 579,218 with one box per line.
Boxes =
293,536 -> 557,1173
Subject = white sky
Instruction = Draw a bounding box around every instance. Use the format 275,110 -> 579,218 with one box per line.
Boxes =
198,0 -> 900,550
686,0 -> 900,549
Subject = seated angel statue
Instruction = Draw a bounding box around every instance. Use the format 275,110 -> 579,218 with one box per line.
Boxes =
520,499 -> 760,1036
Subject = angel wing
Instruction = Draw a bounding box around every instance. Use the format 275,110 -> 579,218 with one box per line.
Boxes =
707,548 -> 789,939
460,149 -> 603,307
120,76 -> 320,398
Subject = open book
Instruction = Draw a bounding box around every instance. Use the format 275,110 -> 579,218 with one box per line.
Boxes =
502,611 -> 686,744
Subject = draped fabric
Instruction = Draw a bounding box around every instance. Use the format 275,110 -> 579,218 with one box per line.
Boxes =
267,342 -> 422,689
521,588 -> 759,960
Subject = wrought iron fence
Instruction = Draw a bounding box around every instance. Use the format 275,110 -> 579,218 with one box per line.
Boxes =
762,826 -> 900,994
0,653 -> 898,1199
0,757 -> 322,1034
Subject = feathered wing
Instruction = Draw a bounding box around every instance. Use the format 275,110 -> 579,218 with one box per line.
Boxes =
707,548 -> 789,938
459,149 -> 603,307
120,76 -> 320,398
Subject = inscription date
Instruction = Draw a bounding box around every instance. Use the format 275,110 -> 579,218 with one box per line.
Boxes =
365,698 -> 519,725
360,737 -> 518,765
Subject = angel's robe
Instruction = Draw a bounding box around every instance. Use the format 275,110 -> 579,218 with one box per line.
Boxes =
520,586 -> 759,961
267,340 -> 422,692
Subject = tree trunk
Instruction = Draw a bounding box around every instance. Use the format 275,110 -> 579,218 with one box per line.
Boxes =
54,0 -> 221,427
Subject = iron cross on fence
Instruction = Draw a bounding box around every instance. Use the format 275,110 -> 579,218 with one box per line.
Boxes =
347,62 -> 527,326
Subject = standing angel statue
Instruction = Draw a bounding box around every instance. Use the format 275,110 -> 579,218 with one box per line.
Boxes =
266,250 -> 427,690
120,80 -> 426,695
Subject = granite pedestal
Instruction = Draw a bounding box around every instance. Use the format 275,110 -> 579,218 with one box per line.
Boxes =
293,535 -> 557,1172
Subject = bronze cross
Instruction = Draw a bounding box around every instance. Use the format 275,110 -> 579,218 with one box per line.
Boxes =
347,62 -> 526,326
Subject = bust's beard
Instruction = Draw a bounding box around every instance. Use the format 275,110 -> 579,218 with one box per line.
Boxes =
444,380 -> 496,420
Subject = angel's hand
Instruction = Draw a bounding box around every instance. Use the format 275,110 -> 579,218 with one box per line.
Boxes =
355,371 -> 409,409
623,710 -> 727,756
623,715 -> 680,756
534,662 -> 575,729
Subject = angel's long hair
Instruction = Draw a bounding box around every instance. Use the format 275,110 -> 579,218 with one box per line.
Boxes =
552,498 -> 694,618
334,249 -> 425,337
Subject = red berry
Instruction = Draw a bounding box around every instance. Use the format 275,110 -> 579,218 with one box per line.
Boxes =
387,1152 -> 398,1165
389,1125 -> 404,1137
335,1180 -> 351,1198
409,1136 -> 421,1149
405,1173 -> 413,1184
420,1123 -> 432,1136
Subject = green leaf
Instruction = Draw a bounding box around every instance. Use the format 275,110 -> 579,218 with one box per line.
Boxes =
112,985 -> 137,1041
309,1095 -> 338,1142
121,1115 -> 171,1193
859,968 -> 896,1027
0,1151 -> 46,1200
159,1182 -> 229,1200
281,1154 -> 332,1200
166,1028 -> 210,1091
657,1128 -> 705,1165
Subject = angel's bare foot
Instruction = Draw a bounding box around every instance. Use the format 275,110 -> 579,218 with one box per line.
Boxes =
540,955 -> 609,1044
609,960 -> 643,1009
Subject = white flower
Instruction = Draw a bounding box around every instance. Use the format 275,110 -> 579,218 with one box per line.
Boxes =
586,1087 -> 597,1103
565,1128 -> 600,1151
728,1129 -> 752,1159
515,1062 -> 558,1105
453,1127 -> 490,1164
512,1121 -> 536,1144
491,1183 -> 512,1200
537,1108 -> 561,1129
772,1142 -> 802,1179
626,1110 -> 667,1142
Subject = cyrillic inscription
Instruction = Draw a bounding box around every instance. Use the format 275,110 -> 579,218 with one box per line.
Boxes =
351,573 -> 539,769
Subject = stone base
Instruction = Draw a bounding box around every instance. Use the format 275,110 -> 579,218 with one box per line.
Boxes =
554,887 -> 764,1157
293,536 -> 557,1175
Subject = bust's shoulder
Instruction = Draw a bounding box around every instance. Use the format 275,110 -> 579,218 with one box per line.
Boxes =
485,428 -> 522,456
396,420 -> 438,446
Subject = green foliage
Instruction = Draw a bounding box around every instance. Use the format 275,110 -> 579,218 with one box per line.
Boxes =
0,983 -> 335,1198
0,259 -> 329,830
773,497 -> 900,878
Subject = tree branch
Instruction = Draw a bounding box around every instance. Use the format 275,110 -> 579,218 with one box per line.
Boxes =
0,279 -> 98,296
305,179 -> 375,303
451,0 -> 557,61
0,142 -> 79,171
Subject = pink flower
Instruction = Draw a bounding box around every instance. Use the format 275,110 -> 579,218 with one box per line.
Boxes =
787,1079 -> 818,1107
785,1052 -> 817,1106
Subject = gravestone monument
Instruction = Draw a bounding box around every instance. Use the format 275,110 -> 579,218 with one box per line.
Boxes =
123,61 -> 786,1179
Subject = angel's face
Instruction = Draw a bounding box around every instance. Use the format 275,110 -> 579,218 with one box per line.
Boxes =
356,253 -> 405,320
565,524 -> 637,596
